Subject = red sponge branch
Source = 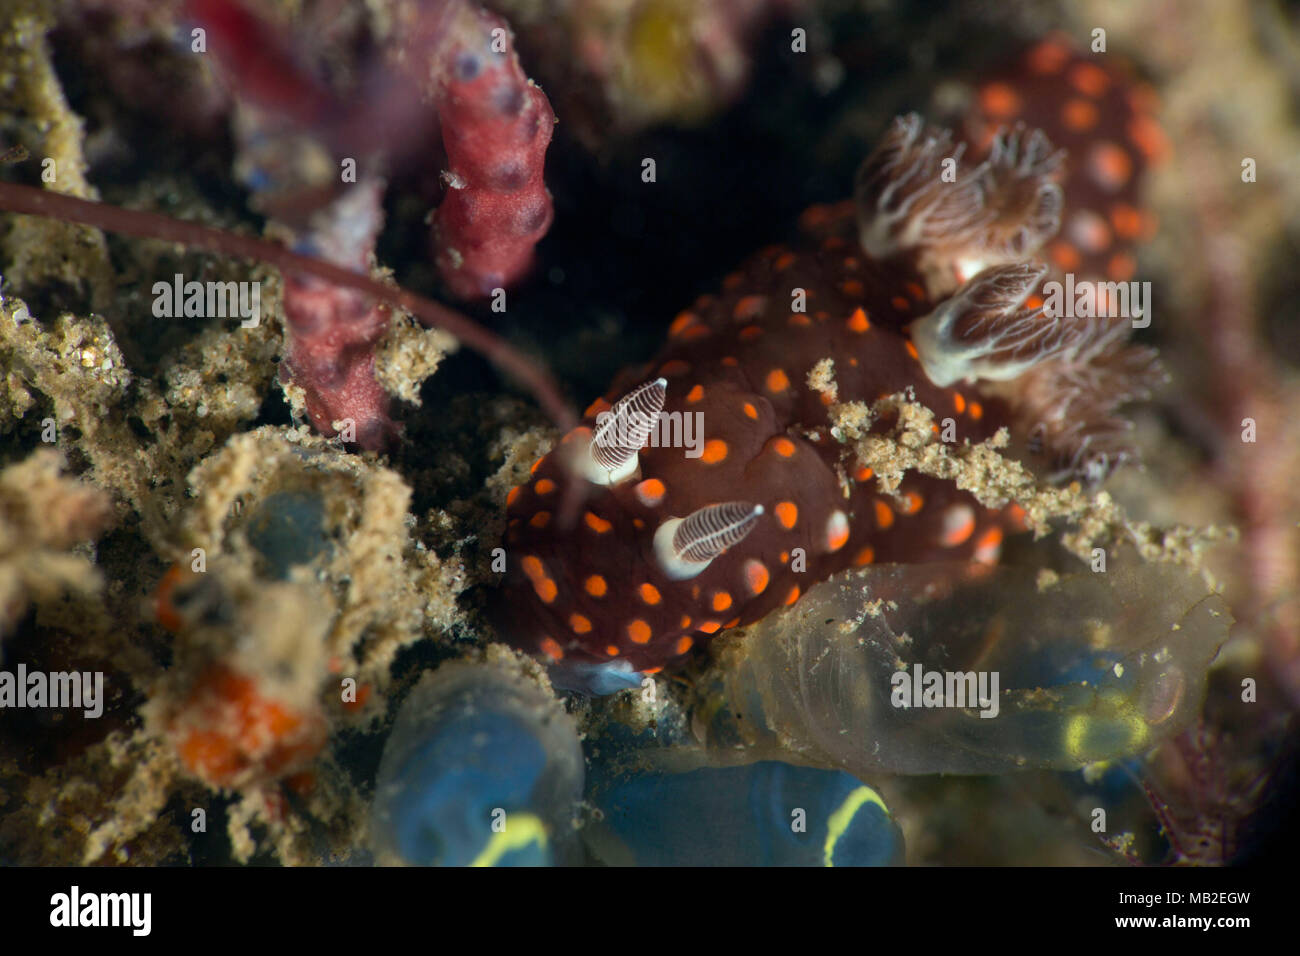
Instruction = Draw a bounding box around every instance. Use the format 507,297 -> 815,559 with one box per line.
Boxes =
422,1 -> 556,299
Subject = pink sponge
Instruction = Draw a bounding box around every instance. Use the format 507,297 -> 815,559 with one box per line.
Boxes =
430,5 -> 556,299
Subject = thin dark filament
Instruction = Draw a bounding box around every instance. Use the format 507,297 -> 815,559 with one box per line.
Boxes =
0,182 -> 577,433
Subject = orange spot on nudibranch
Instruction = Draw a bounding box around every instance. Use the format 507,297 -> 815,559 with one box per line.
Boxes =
766,369 -> 790,393
697,621 -> 722,634
534,479 -> 555,495
506,486 -> 522,508
800,204 -> 831,228
772,437 -> 796,458
743,402 -> 759,420
539,638 -> 564,661
675,636 -> 694,655
1069,211 -> 1112,253
900,491 -> 924,515
1110,203 -> 1144,239
789,313 -> 812,327
1107,252 -> 1137,282
853,546 -> 875,566
773,251 -> 796,271
1089,142 -> 1134,192
854,466 -> 874,482
561,426 -> 592,447
669,311 -> 696,337
529,457 -> 544,475
585,397 -> 612,418
979,82 -> 1021,118
659,359 -> 690,377
529,511 -> 551,529
585,575 -> 607,597
1050,240 -> 1082,271
744,559 -> 770,595
840,279 -> 865,298
606,645 -> 621,657
940,504 -> 976,547
627,620 -> 652,644
826,511 -> 850,552
1128,115 -> 1170,163
686,384 -> 705,403
891,295 -> 911,312
523,557 -> 557,603
585,511 -> 612,533
968,401 -> 984,421
701,439 -> 729,464
712,591 -> 732,612
775,501 -> 799,529
1027,39 -> 1070,75
974,527 -> 1004,564
784,586 -> 801,606
874,500 -> 895,529
905,340 -> 920,361
1069,62 -> 1111,97
733,295 -> 766,321
738,325 -> 763,342
1062,98 -> 1099,132
847,307 -> 870,333
639,583 -> 661,605
569,614 -> 592,634
953,393 -> 967,414
635,478 -> 666,507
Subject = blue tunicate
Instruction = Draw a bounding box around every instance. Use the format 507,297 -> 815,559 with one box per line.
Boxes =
370,660 -> 584,866
586,761 -> 904,866
244,490 -> 329,579
694,563 -> 1228,774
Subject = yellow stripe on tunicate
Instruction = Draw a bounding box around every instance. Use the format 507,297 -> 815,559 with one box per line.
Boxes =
823,786 -> 892,867
1063,706 -> 1150,764
469,812 -> 549,868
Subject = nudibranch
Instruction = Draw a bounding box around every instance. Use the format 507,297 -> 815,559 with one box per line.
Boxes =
499,42 -> 1163,693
